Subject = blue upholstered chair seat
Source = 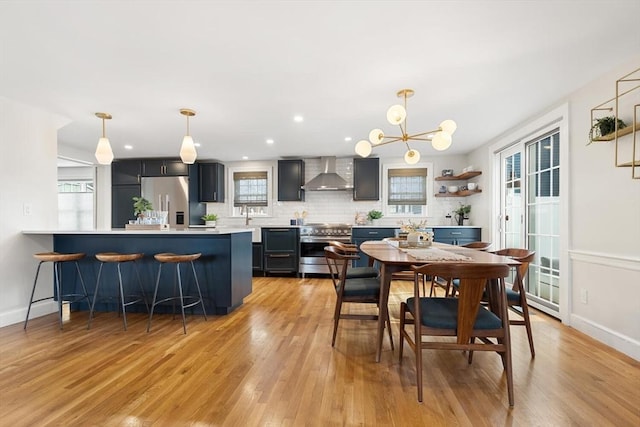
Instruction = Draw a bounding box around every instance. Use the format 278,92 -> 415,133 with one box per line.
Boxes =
406,297 -> 502,330
340,277 -> 381,298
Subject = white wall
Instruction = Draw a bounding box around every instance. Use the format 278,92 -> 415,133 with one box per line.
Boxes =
469,57 -> 640,359
0,97 -> 69,326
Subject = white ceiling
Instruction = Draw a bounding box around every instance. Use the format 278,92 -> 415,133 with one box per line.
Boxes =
2,1 -> 639,163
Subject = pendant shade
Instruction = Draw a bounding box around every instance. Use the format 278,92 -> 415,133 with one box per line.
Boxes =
179,109 -> 197,164
404,149 -> 421,164
95,137 -> 114,165
94,112 -> 114,165
355,140 -> 372,157
180,135 -> 197,164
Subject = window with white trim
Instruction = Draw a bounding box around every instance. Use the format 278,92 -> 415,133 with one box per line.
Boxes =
229,167 -> 272,217
383,165 -> 429,216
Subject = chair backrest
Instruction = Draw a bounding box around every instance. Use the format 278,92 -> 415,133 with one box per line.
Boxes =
493,248 -> 535,292
412,263 -> 511,343
462,241 -> 492,251
328,240 -> 358,253
324,245 -> 357,291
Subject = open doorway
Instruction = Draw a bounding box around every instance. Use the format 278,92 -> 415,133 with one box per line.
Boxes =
57,157 -> 95,230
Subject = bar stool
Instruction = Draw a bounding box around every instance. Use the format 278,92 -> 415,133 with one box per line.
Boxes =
24,252 -> 91,329
88,252 -> 148,331
147,253 -> 207,334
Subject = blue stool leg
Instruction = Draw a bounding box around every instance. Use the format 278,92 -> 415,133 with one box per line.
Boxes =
117,262 -> 128,331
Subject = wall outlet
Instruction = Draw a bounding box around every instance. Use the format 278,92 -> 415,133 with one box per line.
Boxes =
23,203 -> 32,216
580,289 -> 588,304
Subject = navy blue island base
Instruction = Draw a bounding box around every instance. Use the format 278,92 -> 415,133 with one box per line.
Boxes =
50,229 -> 252,316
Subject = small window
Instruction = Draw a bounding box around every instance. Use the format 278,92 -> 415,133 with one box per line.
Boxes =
385,167 -> 428,215
234,171 -> 267,206
230,168 -> 271,217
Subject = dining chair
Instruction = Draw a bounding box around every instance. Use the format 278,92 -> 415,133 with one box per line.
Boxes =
399,263 -> 514,406
492,248 -> 536,358
324,245 -> 393,349
327,240 -> 379,279
433,241 -> 492,297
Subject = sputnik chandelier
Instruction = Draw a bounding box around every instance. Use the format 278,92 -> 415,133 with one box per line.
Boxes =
354,88 -> 457,164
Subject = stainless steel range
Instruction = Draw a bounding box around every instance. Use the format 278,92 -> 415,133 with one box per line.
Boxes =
299,223 -> 352,277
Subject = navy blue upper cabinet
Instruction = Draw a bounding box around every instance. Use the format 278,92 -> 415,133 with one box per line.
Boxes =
353,157 -> 379,201
199,162 -> 225,202
111,159 -> 141,185
142,159 -> 188,177
278,159 -> 305,201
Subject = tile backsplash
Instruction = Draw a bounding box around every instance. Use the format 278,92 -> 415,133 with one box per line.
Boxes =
206,156 -> 477,227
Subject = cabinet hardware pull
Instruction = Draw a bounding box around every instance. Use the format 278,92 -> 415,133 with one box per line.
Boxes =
270,229 -> 290,232
368,231 -> 379,235
269,254 -> 290,258
451,232 -> 462,235
213,191 -> 217,200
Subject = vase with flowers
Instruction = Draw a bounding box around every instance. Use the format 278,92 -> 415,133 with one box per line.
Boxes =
398,219 -> 433,246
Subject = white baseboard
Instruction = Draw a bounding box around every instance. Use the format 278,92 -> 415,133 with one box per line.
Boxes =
570,313 -> 640,361
0,301 -> 57,328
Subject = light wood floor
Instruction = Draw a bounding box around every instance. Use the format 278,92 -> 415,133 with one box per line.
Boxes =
1,276 -> 638,426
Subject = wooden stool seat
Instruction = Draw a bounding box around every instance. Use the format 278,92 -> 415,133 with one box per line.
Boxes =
88,252 -> 147,331
154,253 -> 201,263
33,252 -> 85,263
95,252 -> 144,263
25,252 -> 90,330
147,252 -> 207,334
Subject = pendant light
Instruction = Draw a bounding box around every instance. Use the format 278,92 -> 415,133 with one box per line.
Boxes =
94,112 -> 114,165
179,108 -> 197,164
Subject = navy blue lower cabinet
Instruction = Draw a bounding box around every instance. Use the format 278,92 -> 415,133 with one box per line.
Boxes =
433,227 -> 481,246
351,227 -> 398,267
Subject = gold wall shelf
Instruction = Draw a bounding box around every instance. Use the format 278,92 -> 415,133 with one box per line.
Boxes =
590,67 -> 640,179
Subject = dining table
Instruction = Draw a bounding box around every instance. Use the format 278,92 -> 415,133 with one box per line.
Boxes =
359,240 -> 519,362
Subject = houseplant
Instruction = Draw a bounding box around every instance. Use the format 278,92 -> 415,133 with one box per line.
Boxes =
132,197 -> 153,219
453,204 -> 471,226
588,116 -> 627,144
201,213 -> 219,227
367,210 -> 383,224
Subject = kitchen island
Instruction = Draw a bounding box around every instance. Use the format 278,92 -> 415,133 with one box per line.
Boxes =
22,228 -> 253,315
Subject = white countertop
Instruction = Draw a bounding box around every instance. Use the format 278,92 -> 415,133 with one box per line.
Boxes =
22,227 -> 254,235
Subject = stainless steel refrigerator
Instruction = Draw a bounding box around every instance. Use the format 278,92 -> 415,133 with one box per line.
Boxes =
141,176 -> 189,228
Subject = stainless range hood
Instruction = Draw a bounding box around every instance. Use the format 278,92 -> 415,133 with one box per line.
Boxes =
303,157 -> 353,191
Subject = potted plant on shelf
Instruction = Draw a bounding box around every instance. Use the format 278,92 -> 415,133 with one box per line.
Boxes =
201,213 -> 218,227
453,204 -> 471,226
588,116 -> 627,144
132,197 -> 153,221
367,210 -> 383,224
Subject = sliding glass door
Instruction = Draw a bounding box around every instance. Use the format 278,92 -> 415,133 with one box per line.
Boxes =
497,130 -> 561,316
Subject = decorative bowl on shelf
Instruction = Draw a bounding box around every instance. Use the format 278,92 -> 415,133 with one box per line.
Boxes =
447,185 -> 459,193
467,182 -> 477,191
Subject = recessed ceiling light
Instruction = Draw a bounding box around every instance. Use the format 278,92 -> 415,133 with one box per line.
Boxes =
293,115 -> 304,123
344,137 -> 352,142
194,142 -> 201,147
266,139 -> 274,144
124,145 -> 133,150
242,156 -> 249,160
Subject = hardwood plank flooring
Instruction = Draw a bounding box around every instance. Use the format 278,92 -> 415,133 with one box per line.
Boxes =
1,276 -> 639,426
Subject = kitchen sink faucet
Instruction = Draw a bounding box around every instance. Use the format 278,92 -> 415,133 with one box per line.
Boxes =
243,205 -> 252,226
